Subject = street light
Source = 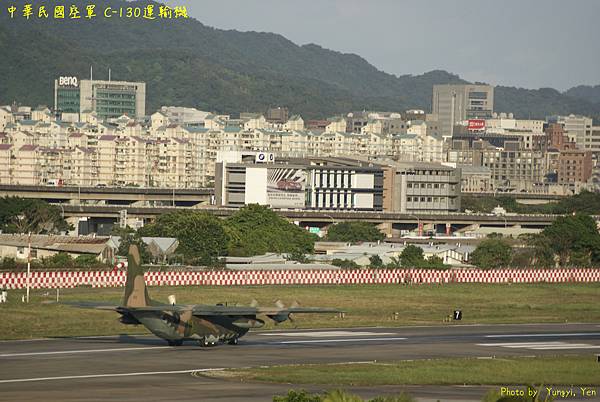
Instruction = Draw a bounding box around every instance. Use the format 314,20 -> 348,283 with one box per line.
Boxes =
324,214 -> 336,225
408,214 -> 421,236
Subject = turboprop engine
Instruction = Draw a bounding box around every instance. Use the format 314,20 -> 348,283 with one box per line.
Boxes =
232,318 -> 265,329
267,300 -> 298,324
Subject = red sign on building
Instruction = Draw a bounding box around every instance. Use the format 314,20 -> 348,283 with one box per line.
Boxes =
468,119 -> 486,131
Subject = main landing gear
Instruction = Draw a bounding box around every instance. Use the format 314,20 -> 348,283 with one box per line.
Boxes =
199,338 -> 217,347
227,337 -> 239,345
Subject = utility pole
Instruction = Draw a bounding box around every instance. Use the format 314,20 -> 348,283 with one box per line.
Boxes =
26,231 -> 31,303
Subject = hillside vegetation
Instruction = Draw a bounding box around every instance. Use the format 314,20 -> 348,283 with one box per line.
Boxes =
0,0 -> 598,120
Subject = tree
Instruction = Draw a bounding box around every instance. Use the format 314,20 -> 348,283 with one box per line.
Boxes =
0,197 -> 71,234
385,256 -> 402,269
114,227 -> 151,264
326,222 -> 385,243
225,204 -> 316,257
288,250 -> 309,263
423,255 -> 448,269
400,245 -> 425,267
139,211 -> 228,265
470,239 -> 512,269
533,214 -> 600,267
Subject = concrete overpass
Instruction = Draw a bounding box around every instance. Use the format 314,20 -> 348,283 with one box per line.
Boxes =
57,204 -> 571,236
465,192 -> 567,205
0,185 -> 213,207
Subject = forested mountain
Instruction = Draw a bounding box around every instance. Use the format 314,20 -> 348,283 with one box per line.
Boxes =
0,0 -> 598,120
564,85 -> 600,106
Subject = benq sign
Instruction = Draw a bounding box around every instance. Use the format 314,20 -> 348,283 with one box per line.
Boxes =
59,76 -> 79,88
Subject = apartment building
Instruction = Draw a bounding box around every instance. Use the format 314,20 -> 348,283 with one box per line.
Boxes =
557,149 -> 592,186
0,144 -> 13,184
548,115 -> 594,151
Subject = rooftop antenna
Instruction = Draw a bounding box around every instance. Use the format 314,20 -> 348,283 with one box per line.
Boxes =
108,67 -> 111,82
90,65 -> 93,81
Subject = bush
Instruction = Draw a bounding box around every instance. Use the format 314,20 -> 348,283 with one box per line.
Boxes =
74,254 -> 101,267
41,252 -> 73,268
273,390 -> 322,402
369,255 -> 383,268
331,259 -> 360,269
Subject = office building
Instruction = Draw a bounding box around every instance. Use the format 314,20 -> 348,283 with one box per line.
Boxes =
54,76 -> 146,120
216,154 -> 384,211
382,161 -> 461,213
432,84 -> 494,138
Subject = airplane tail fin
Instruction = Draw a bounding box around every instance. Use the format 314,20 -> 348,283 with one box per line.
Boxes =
122,244 -> 152,308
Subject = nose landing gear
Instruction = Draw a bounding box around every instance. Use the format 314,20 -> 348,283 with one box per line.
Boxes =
199,338 -> 217,347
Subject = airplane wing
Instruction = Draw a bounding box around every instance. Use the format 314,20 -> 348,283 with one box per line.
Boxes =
60,301 -> 120,311
191,305 -> 341,316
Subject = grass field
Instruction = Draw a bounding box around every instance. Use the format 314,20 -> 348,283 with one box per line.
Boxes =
1,283 -> 599,340
209,356 -> 599,386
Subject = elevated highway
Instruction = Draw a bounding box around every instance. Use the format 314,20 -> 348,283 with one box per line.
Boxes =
59,204 -> 568,235
0,184 -> 213,207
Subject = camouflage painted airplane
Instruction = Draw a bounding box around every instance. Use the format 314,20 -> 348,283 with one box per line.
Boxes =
74,245 -> 339,347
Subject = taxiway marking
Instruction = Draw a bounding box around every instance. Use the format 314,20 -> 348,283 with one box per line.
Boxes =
0,368 -> 226,384
260,331 -> 397,338
276,337 -> 407,344
0,346 -> 172,358
478,341 -> 600,350
485,332 -> 600,338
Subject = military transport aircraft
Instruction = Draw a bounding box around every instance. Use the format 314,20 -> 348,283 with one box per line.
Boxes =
72,245 -> 340,347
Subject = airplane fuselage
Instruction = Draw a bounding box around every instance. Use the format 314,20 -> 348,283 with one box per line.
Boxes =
129,310 -> 254,346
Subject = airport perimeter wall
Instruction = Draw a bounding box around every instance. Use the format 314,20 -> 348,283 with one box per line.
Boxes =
1,268 -> 600,289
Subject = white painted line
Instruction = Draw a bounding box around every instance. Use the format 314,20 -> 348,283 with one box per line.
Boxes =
0,368 -> 225,384
528,345 -> 600,350
478,341 -> 600,350
0,334 -> 152,343
485,332 -> 600,338
277,337 -> 407,344
479,342 -> 571,347
0,346 -> 171,358
260,331 -> 397,338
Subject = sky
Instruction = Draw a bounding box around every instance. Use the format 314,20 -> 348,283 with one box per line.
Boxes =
176,0 -> 600,91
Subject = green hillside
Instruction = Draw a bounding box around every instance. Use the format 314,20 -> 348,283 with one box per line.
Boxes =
0,0 -> 598,120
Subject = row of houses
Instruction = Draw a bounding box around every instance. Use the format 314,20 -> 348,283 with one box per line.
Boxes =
0,234 -> 178,265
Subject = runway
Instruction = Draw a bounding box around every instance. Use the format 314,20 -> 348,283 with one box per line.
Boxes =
0,323 -> 599,401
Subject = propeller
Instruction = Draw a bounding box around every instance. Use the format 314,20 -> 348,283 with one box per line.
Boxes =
289,300 -> 299,326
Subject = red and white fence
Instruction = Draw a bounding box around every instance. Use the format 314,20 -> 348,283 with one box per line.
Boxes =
1,268 -> 599,289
